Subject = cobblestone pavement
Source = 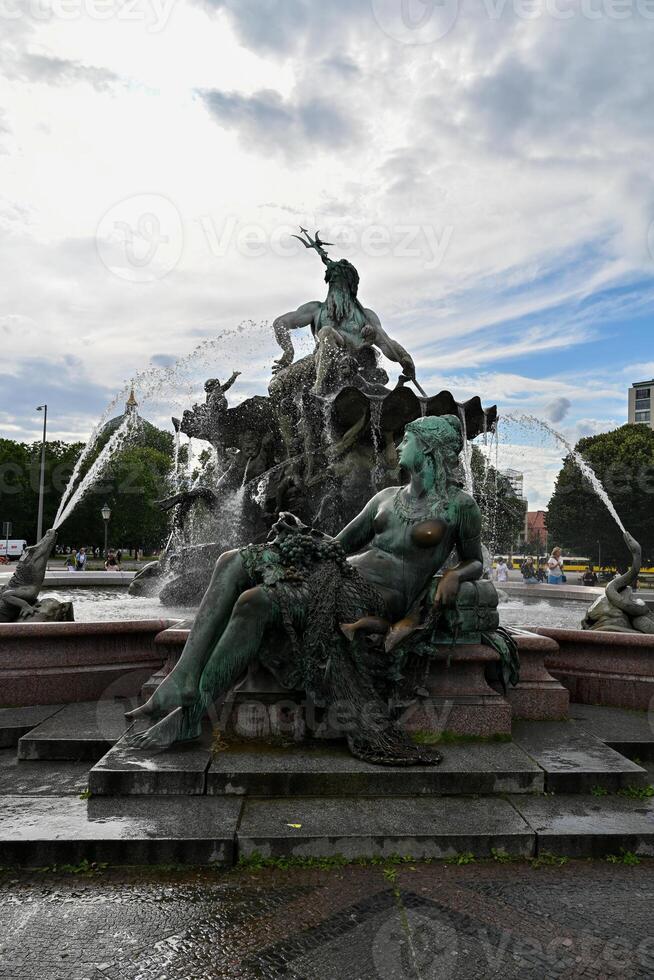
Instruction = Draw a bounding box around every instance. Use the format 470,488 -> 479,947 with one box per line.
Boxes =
1,861 -> 654,979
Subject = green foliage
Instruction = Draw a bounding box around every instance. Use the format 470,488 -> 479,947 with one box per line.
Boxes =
447,851 -> 476,865
0,416 -> 174,552
36,859 -> 108,875
0,438 -> 83,541
412,730 -> 511,745
78,787 -> 91,800
237,852 -> 350,871
490,848 -> 517,863
530,851 -> 568,868
547,424 -> 654,563
591,785 -> 608,797
616,784 -> 654,800
605,850 -> 641,866
470,445 -> 526,554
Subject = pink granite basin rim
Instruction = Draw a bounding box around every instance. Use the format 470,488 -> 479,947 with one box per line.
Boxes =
0,619 -> 174,638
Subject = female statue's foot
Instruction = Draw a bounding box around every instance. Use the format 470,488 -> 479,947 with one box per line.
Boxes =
124,671 -> 197,721
127,707 -> 185,752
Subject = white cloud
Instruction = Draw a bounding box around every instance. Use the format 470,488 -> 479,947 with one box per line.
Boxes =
0,0 -> 652,461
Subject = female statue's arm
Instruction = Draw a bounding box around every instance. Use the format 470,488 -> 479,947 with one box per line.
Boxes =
435,498 -> 483,606
335,492 -> 383,555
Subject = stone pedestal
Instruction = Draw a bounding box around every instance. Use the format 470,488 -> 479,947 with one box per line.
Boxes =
400,645 -> 512,738
506,630 -> 569,721
219,663 -> 307,741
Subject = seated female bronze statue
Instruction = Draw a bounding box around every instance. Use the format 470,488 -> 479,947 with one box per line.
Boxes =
127,414 -> 483,764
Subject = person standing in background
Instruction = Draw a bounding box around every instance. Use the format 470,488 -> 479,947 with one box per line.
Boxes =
547,547 -> 564,584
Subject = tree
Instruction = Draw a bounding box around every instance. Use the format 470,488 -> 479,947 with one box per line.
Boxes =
546,424 -> 654,565
470,445 -> 526,555
101,446 -> 173,553
0,415 -> 176,552
0,438 -> 83,541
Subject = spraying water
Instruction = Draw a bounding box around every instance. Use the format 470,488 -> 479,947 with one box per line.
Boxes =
54,320 -> 270,524
53,413 -> 138,529
369,400 -> 384,490
172,427 -> 181,491
504,412 -> 626,533
456,405 -> 474,496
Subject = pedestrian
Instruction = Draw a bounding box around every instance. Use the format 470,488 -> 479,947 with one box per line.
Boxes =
65,554 -> 76,571
495,557 -> 509,584
104,549 -> 119,571
547,547 -> 564,585
115,549 -> 122,566
521,557 -> 538,584
75,546 -> 87,571
581,564 -> 598,586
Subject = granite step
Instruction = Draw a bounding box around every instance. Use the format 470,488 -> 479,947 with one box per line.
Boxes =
570,704 -> 654,760
0,748 -> 89,796
0,704 -> 64,748
510,794 -> 654,858
236,796 -> 536,861
17,700 -> 134,762
207,740 -> 544,797
512,720 -> 648,793
89,726 -> 214,796
0,794 -> 241,867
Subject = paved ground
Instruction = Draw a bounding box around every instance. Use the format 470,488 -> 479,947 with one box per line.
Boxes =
2,861 -> 654,979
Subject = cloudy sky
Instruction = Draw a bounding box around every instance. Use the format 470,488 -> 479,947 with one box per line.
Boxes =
1,0 -> 654,507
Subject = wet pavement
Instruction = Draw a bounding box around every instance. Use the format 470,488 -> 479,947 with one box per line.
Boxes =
2,861 -> 654,979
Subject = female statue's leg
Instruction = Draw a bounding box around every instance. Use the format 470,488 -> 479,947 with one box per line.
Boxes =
128,586 -> 277,750
126,550 -> 250,720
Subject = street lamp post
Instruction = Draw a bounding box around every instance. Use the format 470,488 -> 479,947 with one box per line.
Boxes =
36,405 -> 48,542
101,503 -> 111,558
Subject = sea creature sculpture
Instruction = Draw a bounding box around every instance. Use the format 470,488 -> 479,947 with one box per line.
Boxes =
582,531 -> 654,634
0,529 -> 71,623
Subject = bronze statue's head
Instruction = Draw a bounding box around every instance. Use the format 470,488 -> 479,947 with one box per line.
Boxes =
324,258 -> 359,298
400,414 -> 463,486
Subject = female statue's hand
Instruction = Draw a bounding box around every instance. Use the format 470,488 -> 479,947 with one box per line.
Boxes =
434,570 -> 460,607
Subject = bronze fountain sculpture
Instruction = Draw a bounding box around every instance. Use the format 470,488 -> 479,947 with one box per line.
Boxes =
130,230 -> 496,605
127,414 -> 517,763
126,232 -> 516,763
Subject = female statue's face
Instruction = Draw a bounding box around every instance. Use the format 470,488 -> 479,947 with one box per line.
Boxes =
398,431 -> 421,471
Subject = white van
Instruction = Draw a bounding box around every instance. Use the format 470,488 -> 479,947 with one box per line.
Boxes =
0,539 -> 27,561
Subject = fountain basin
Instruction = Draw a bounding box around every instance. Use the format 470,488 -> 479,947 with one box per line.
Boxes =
0,620 -> 173,707
536,627 -> 654,711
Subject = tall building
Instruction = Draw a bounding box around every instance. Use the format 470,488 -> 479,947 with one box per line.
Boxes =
501,468 -> 524,498
628,380 -> 654,429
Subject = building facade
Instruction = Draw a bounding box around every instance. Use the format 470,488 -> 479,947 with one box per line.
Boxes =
628,380 -> 654,430
501,468 -> 524,498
